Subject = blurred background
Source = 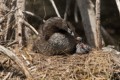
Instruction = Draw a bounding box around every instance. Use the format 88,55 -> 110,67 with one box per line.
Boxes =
26,0 -> 120,47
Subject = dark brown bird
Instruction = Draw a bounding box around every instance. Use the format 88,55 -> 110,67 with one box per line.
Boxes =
33,17 -> 91,55
33,17 -> 76,55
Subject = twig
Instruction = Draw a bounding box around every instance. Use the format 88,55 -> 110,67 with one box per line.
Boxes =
96,0 -> 102,49
101,27 -> 116,45
4,8 -> 19,42
22,19 -> 39,35
15,0 -> 25,48
7,40 -> 18,47
1,58 -> 8,64
8,72 -> 13,80
0,0 -> 10,12
64,0 -> 71,20
1,7 -> 19,24
22,11 -> 45,22
43,1 -> 47,19
0,17 -> 5,24
0,45 -> 33,79
115,0 -> 120,14
4,6 -> 15,41
49,0 -> 61,17
29,66 -> 37,72
74,2 -> 78,23
21,54 -> 31,66
3,72 -> 11,80
1,71 -> 4,77
5,8 -> 19,16
25,49 -> 33,62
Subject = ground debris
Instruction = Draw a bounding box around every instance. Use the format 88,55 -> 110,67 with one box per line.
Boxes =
0,49 -> 120,80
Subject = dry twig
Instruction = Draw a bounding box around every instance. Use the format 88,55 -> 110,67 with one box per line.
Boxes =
0,45 -> 33,79
3,72 -> 11,80
50,0 -> 61,17
22,19 -> 39,35
22,11 -> 45,22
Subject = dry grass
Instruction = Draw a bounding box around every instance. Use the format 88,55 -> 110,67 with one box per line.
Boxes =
30,50 -> 120,80
0,50 -> 120,80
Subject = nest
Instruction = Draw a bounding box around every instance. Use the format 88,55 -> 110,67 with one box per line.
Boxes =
0,50 -> 120,80
30,50 -> 120,80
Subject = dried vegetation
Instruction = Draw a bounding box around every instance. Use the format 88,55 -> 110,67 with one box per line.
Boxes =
0,49 -> 120,80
